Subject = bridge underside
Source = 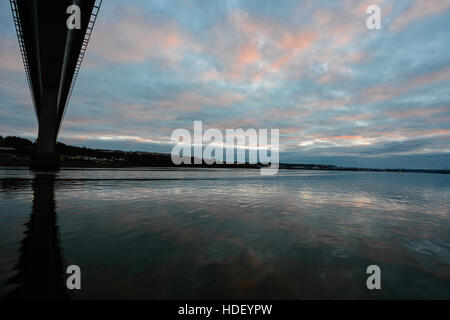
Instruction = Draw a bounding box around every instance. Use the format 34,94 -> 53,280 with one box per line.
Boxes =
11,0 -> 100,169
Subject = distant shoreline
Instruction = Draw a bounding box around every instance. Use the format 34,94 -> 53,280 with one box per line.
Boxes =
1,162 -> 449,174
1,136 -> 449,174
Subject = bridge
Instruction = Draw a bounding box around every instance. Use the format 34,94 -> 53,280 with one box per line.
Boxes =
10,0 -> 102,169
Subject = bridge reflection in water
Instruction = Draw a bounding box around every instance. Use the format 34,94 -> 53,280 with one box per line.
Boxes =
6,174 -> 67,299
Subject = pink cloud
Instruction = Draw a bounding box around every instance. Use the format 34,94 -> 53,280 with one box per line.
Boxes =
87,6 -> 191,66
189,5 -> 376,85
362,66 -> 450,102
235,42 -> 260,66
386,106 -> 450,119
278,32 -> 317,51
331,113 -> 373,123
153,90 -> 245,112
197,9 -> 321,84
292,126 -> 450,151
391,1 -> 450,31
0,37 -> 25,72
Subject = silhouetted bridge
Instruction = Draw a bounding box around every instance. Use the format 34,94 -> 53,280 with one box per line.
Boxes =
10,0 -> 102,169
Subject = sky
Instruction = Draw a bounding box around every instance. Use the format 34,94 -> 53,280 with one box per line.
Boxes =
1,0 -> 450,169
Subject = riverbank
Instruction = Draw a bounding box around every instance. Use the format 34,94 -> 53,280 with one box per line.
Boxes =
1,136 -> 449,174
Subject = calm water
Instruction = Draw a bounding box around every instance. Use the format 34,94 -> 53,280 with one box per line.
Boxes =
0,167 -> 449,299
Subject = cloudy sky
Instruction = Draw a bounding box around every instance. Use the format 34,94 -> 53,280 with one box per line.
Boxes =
1,0 -> 449,169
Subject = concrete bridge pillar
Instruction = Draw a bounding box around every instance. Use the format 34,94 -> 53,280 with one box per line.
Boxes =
36,90 -> 58,156
30,89 -> 59,170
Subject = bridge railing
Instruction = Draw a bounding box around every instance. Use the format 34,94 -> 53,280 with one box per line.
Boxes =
67,0 -> 102,104
58,0 -> 102,134
10,0 -> 37,116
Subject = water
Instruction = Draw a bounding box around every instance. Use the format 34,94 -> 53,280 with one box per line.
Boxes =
0,167 -> 449,299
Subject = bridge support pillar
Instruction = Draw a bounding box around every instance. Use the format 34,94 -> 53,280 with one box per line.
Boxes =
29,90 -> 60,171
